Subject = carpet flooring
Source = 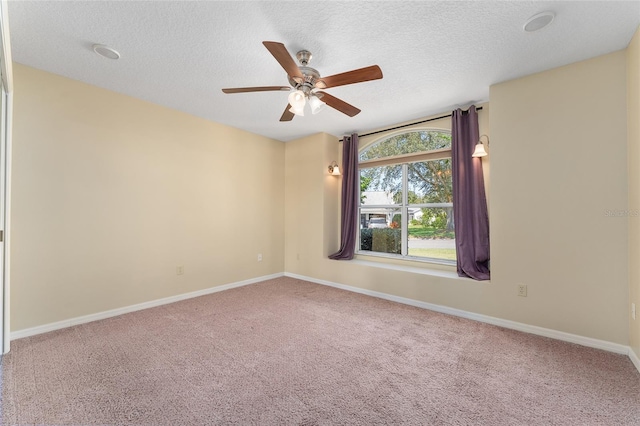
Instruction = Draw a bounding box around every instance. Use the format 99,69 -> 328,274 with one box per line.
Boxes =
2,277 -> 640,425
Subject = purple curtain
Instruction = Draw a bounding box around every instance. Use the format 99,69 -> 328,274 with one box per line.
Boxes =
452,106 -> 490,280
329,133 -> 360,260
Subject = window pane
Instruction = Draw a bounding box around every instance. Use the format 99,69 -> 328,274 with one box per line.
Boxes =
359,131 -> 451,162
356,130 -> 456,265
408,207 -> 456,261
360,165 -> 402,206
407,160 -> 452,204
360,208 -> 402,255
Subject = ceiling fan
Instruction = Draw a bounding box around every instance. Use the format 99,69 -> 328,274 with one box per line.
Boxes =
222,41 -> 383,121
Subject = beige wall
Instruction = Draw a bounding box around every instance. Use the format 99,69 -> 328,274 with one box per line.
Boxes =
11,64 -> 285,331
628,27 -> 640,357
285,51 -> 629,345
490,51 -> 628,344
284,132 -> 339,275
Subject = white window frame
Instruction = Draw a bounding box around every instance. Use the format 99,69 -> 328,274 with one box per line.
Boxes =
356,129 -> 455,266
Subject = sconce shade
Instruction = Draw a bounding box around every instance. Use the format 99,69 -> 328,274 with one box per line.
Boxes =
472,135 -> 490,158
328,161 -> 341,176
472,143 -> 488,157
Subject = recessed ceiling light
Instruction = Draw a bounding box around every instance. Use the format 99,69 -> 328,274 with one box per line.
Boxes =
523,11 -> 555,32
92,44 -> 120,60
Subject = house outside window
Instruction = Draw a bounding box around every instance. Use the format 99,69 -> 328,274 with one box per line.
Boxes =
358,130 -> 455,264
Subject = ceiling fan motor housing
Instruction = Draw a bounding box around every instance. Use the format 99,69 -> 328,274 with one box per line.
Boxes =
287,50 -> 328,91
288,66 -> 322,92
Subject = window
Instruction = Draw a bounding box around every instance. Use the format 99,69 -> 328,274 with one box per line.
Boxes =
358,130 -> 455,264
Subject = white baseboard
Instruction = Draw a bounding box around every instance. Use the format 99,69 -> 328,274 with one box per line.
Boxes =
11,273 -> 284,341
284,272 -> 632,357
630,347 -> 640,373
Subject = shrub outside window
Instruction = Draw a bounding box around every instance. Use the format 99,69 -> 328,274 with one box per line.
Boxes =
358,130 -> 455,264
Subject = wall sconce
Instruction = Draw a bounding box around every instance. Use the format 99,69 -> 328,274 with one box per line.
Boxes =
472,134 -> 490,158
328,161 -> 341,176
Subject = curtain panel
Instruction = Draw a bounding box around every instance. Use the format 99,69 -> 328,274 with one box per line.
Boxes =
329,133 -> 360,260
451,106 -> 490,280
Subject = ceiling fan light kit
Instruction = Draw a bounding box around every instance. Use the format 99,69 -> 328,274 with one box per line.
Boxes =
286,90 -> 326,116
222,41 -> 383,121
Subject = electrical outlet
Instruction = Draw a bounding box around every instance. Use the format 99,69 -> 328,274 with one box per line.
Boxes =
633,303 -> 636,320
517,284 -> 527,297
257,253 -> 262,262
176,266 -> 184,275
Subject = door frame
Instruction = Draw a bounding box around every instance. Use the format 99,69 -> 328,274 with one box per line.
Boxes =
0,0 -> 14,354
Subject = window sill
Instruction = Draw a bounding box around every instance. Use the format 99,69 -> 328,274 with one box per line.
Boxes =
352,254 -> 469,280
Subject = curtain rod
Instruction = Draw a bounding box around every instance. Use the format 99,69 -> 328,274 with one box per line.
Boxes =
339,106 -> 483,142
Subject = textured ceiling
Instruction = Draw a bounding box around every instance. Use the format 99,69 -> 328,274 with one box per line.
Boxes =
7,1 -> 640,142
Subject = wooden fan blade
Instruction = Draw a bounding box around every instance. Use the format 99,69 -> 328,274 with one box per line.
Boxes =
262,41 -> 304,81
316,65 -> 383,89
280,104 -> 295,122
222,86 -> 290,94
317,92 -> 361,117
